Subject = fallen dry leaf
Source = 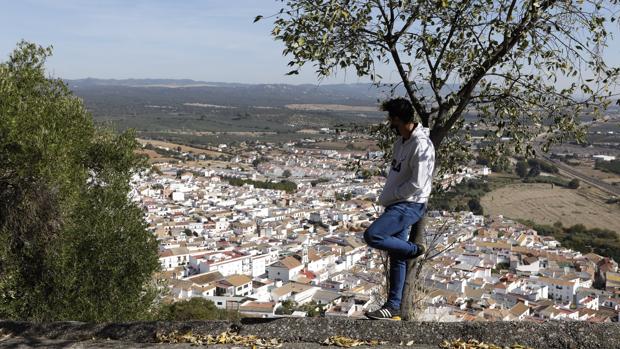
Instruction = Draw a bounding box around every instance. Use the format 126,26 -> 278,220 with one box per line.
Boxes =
156,330 -> 282,348
439,338 -> 534,349
322,335 -> 387,347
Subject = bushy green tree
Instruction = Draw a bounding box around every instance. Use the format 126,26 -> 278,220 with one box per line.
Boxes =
275,300 -> 297,315
568,178 -> 580,189
516,161 -> 529,178
595,159 -> 620,175
0,41 -> 159,322
528,163 -> 542,177
467,198 -> 484,215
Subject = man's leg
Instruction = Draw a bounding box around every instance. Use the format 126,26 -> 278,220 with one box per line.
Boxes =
385,234 -> 408,310
363,202 -> 424,259
364,202 -> 426,318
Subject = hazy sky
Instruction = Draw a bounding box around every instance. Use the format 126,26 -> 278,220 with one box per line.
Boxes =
0,0 -> 386,84
1,0 -> 619,85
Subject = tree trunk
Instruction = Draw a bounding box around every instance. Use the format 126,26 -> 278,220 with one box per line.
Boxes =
401,216 -> 426,321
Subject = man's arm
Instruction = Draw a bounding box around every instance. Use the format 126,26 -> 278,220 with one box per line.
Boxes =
377,141 -> 399,206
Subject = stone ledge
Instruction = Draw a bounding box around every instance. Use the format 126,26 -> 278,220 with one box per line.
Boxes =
1,318 -> 619,349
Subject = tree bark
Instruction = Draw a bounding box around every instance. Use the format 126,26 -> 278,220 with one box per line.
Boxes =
401,216 -> 426,321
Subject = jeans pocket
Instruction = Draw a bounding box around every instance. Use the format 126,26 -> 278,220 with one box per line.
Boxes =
388,202 -> 407,214
405,202 -> 425,220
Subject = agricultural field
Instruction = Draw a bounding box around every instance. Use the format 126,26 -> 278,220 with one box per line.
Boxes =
135,148 -> 176,163
481,182 -> 620,233
137,139 -> 226,157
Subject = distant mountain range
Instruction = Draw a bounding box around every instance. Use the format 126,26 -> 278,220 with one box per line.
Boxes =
65,78 -> 446,107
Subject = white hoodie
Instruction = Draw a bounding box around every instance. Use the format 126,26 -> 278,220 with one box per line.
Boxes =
378,125 -> 435,207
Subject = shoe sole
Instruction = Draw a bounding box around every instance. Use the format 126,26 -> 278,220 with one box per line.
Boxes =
365,314 -> 401,321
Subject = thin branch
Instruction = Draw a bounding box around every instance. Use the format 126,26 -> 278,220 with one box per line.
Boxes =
421,22 -> 443,106
388,0 -> 396,34
393,7 -> 420,41
505,0 -> 518,23
436,0 -> 558,143
389,45 -> 430,125
374,0 -> 391,29
432,4 -> 466,88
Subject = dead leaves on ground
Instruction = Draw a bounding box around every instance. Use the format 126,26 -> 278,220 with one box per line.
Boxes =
156,330 -> 282,347
440,339 -> 534,349
156,331 -> 389,347
156,331 -> 533,348
322,335 -> 387,347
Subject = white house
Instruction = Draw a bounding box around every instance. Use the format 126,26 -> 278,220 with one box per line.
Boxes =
238,301 -> 279,318
190,251 -> 252,276
172,191 -> 185,202
306,249 -> 336,273
516,259 -> 541,275
267,256 -> 303,282
251,254 -> 269,277
215,274 -> 253,297
270,281 -> 318,304
533,276 -> 580,304
159,247 -> 190,270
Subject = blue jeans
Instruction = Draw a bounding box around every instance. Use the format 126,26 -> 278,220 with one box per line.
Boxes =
363,201 -> 426,310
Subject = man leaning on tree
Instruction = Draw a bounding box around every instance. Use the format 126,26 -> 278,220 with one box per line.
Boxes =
364,98 -> 435,321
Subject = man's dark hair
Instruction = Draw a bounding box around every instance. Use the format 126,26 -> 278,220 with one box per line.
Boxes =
380,98 -> 414,123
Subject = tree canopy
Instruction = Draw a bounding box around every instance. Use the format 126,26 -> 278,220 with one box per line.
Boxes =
0,41 -> 160,322
263,0 -> 620,172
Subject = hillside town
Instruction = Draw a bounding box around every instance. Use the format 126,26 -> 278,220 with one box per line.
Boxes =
133,140 -> 620,323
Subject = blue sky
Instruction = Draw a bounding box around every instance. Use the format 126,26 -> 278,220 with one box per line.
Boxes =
1,0 -> 619,85
0,0 -> 388,84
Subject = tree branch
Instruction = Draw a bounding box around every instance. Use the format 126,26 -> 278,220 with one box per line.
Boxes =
393,6 -> 420,41
374,0 -> 391,29
435,0 -> 558,144
389,45 -> 430,125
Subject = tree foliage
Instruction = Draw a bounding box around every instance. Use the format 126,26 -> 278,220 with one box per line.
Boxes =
527,158 -> 558,173
528,162 -> 542,177
516,160 -> 529,177
429,177 -> 492,212
0,41 -> 159,322
158,298 -> 240,321
224,177 -> 298,193
595,159 -> 620,175
521,220 -> 620,262
264,0 -> 620,173
568,178 -> 580,188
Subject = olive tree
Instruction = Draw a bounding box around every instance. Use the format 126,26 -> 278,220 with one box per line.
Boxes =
0,42 -> 160,322
260,0 -> 620,320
